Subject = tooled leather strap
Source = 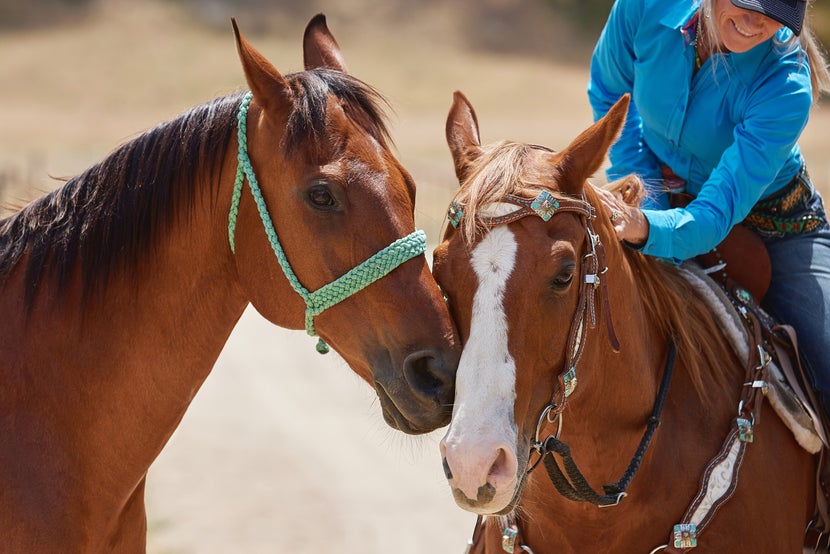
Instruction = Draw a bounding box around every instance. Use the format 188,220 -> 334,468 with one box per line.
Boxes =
556,217 -> 621,407
589,218 -> 621,352
476,192 -> 594,227
659,305 -> 770,552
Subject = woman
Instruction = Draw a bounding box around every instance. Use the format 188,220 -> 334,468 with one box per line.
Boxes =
589,0 -> 830,414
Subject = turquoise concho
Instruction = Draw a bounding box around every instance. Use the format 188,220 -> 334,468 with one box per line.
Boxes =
501,524 -> 518,553
562,366 -> 577,397
448,201 -> 464,228
531,190 -> 560,221
673,523 -> 698,548
737,417 -> 754,443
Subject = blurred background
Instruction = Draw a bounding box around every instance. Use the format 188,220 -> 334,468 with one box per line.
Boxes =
0,1 -> 827,553
1,0 -> 828,235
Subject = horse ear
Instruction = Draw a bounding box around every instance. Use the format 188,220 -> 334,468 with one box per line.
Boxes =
446,91 -> 483,185
232,18 -> 293,124
553,94 -> 630,196
303,14 -> 349,72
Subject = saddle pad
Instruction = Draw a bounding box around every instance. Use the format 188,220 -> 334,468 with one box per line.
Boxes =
677,262 -> 823,454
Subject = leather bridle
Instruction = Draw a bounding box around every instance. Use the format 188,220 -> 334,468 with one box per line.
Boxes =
448,187 -> 675,508
449,187 -> 619,414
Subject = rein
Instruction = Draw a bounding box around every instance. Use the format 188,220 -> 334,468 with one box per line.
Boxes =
228,92 -> 427,353
529,339 -> 677,507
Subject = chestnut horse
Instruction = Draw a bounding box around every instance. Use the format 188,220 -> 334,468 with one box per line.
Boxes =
434,91 -> 814,553
0,16 -> 460,552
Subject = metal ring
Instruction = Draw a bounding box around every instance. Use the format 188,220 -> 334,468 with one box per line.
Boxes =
532,403 -> 563,451
610,210 -> 620,223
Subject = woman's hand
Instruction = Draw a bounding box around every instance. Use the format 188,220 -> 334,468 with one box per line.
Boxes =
595,186 -> 650,247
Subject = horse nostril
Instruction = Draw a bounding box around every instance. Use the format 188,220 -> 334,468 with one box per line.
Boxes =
403,350 -> 455,398
487,447 -> 517,491
442,457 -> 454,480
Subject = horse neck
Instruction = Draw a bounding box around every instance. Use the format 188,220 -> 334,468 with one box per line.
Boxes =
0,138 -> 249,502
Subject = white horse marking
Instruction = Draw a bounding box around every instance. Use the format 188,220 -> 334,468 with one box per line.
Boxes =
441,217 -> 521,512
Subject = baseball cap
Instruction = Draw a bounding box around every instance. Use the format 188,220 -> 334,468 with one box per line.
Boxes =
730,0 -> 807,35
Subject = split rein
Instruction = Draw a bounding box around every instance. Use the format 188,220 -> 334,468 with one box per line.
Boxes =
227,92 -> 427,353
449,188 -> 676,509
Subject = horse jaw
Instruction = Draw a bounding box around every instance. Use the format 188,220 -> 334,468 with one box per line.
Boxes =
440,225 -> 522,515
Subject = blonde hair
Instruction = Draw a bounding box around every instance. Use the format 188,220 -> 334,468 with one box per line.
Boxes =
699,0 -> 830,102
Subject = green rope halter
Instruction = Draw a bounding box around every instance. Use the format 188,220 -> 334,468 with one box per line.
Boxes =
228,92 -> 427,354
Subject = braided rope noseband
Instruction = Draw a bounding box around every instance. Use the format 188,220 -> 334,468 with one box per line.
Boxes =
228,92 -> 427,353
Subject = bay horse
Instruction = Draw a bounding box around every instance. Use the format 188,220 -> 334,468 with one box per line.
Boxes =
434,91 -> 815,553
0,16 -> 460,552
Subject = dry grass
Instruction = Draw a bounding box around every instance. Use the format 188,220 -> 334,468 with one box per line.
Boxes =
2,1 -> 826,239
0,0 -> 600,241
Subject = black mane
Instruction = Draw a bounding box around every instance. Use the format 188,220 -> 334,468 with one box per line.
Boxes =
0,70 -> 391,307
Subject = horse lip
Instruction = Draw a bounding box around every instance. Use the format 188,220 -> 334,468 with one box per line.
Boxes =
373,379 -> 439,435
450,480 -> 524,515
370,352 -> 453,434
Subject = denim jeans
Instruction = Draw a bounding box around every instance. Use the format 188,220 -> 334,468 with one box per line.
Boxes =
760,175 -> 830,416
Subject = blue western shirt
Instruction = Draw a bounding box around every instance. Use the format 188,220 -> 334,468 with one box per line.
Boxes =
588,0 -> 813,262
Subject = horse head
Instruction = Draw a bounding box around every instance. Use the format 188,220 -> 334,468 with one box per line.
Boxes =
434,91 -> 629,513
228,17 -> 460,434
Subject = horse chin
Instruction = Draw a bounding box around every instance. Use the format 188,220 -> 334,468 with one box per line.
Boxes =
492,470 -> 528,516
374,381 -> 450,435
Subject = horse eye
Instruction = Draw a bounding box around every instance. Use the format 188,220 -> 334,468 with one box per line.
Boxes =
550,270 -> 574,290
307,183 -> 337,209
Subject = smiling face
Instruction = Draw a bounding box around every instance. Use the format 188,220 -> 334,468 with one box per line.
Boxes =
714,0 -> 783,52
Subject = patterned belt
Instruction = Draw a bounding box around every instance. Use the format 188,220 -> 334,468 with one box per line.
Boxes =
743,167 -> 824,237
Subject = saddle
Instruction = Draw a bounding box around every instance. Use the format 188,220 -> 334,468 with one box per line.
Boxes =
682,224 -> 830,538
667,188 -> 771,300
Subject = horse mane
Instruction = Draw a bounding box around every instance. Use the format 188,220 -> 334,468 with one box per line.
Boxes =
587,181 -> 736,398
285,68 -> 392,154
452,142 -> 734,398
0,69 -> 392,308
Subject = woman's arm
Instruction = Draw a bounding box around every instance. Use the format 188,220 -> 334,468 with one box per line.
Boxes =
588,0 -> 666,209
640,64 -> 812,262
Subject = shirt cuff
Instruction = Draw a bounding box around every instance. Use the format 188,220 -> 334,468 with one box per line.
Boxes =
639,209 -> 682,264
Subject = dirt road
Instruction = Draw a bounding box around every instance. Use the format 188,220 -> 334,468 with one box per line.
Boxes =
145,306 -> 474,554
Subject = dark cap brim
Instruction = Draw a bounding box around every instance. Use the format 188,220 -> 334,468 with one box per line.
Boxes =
730,0 -> 806,35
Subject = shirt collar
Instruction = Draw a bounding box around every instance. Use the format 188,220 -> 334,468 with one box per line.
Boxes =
659,0 -> 700,31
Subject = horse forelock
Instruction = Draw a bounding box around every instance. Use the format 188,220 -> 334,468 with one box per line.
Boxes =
283,69 -> 392,158
0,93 -> 243,308
451,141 -> 574,245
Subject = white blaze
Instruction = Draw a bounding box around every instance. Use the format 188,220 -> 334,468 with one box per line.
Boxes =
441,221 -> 520,510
